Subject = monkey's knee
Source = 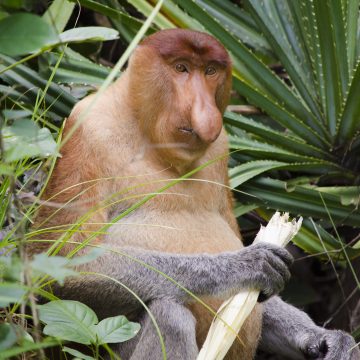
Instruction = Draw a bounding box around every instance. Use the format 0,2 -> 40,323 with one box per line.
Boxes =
129,299 -> 198,360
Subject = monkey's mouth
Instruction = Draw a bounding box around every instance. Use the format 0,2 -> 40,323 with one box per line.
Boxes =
179,127 -> 195,135
178,126 -> 206,150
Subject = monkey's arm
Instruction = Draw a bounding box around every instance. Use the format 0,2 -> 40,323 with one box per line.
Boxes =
57,243 -> 292,310
259,296 -> 360,360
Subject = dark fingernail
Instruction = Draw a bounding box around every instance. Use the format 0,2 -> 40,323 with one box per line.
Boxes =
307,346 -> 320,358
257,292 -> 268,303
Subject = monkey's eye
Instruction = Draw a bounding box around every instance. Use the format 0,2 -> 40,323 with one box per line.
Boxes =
175,63 -> 188,73
205,66 -> 217,76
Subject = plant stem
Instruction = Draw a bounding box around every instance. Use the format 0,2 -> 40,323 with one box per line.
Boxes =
0,119 -> 45,360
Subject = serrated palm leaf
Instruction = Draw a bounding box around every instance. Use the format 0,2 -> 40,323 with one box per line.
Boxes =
239,177 -> 360,227
224,111 -> 332,159
39,52 -> 112,85
0,54 -> 76,119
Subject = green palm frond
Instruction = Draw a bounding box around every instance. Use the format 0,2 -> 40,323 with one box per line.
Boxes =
148,0 -> 360,258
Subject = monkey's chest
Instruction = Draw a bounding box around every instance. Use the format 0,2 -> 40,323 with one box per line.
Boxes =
105,208 -> 242,254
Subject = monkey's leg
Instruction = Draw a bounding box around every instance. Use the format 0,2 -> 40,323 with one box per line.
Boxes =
117,299 -> 198,360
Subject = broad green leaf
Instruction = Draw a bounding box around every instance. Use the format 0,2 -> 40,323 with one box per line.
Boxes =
38,300 -> 139,346
31,254 -> 78,286
39,300 -> 98,345
0,323 -> 33,352
63,346 -> 94,360
0,13 -> 58,56
0,324 -> 17,351
92,315 -> 140,344
0,255 -> 22,282
2,119 -> 59,162
59,26 -> 119,44
0,16 -> 119,57
0,283 -> 26,307
31,249 -> 104,285
0,163 -> 13,175
0,12 -> 8,21
42,0 -> 75,33
43,323 -> 93,345
68,248 -> 105,266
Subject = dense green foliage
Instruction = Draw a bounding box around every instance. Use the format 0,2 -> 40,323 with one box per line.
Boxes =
0,0 -> 359,358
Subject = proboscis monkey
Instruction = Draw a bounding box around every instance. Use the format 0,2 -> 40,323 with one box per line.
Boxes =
30,30 -> 359,360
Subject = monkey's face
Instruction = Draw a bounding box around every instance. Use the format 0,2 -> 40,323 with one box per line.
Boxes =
128,29 -> 232,165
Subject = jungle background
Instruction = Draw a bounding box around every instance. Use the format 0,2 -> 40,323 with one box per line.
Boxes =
0,0 -> 359,359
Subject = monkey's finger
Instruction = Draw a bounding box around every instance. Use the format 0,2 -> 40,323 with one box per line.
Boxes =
268,246 -> 294,267
261,264 -> 286,295
305,344 -> 322,359
253,243 -> 294,267
265,254 -> 292,282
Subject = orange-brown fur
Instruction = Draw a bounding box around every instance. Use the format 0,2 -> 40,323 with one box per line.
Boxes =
30,29 -> 262,359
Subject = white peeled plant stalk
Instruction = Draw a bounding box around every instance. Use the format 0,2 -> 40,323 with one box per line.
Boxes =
197,212 -> 303,360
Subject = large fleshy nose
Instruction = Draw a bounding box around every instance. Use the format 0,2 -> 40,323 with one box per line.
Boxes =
190,80 -> 223,144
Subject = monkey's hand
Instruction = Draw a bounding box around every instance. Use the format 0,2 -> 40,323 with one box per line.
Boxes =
302,329 -> 360,360
237,243 -> 293,300
260,297 -> 360,360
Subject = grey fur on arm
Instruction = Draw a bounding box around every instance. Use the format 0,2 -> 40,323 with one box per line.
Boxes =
259,296 -> 360,360
55,243 -> 292,312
